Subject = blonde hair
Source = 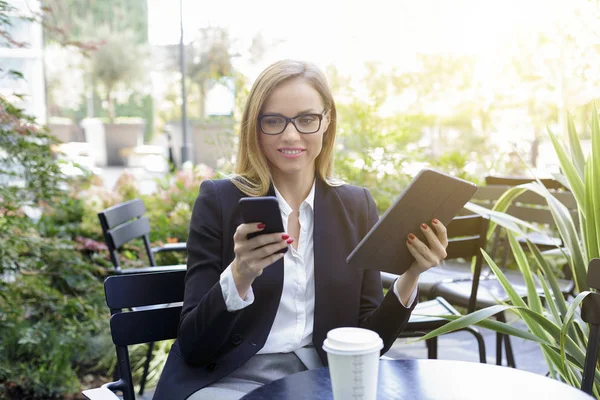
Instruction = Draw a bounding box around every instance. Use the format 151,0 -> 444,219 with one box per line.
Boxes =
231,60 -> 343,196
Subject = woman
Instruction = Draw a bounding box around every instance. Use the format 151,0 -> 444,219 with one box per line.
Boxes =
154,60 -> 448,400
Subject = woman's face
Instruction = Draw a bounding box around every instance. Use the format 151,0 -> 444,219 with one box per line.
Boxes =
258,78 -> 328,180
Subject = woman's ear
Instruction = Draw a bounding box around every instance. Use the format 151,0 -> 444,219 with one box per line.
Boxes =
322,110 -> 331,133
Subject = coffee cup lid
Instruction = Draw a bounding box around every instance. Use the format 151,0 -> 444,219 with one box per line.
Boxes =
322,327 -> 383,356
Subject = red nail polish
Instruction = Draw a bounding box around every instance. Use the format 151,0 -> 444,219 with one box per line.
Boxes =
257,223 -> 266,229
407,240 -> 412,245
282,234 -> 290,240
421,223 -> 428,230
432,219 -> 438,224
287,238 -> 294,244
408,233 -> 416,240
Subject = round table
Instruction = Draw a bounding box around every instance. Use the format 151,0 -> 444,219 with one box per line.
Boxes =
240,359 -> 592,400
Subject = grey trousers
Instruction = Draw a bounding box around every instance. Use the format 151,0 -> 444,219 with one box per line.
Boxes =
188,346 -> 323,400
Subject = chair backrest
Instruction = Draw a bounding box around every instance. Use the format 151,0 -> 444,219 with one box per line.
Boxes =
445,214 -> 490,313
445,214 -> 489,260
484,176 -> 567,190
98,199 -> 156,272
471,185 -> 578,225
103,269 -> 186,400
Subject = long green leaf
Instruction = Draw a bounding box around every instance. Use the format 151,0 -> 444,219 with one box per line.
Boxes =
590,105 -> 600,260
522,182 -> 588,292
567,113 -> 585,178
527,240 -> 569,316
486,186 -> 527,239
464,201 -> 536,240
413,305 -> 514,341
415,303 -> 589,366
481,250 -> 555,342
481,250 -> 528,308
537,270 -> 561,325
414,305 -> 553,345
547,127 -> 586,216
585,159 -> 598,260
542,344 -> 570,383
517,307 -> 587,363
507,232 -> 543,313
560,292 -> 591,372
483,249 -> 589,365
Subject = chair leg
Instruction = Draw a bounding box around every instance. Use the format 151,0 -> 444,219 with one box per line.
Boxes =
496,332 -> 503,365
497,312 -> 517,368
426,337 -> 438,359
463,327 -> 487,363
139,341 -> 155,395
113,361 -> 120,382
503,334 -> 517,368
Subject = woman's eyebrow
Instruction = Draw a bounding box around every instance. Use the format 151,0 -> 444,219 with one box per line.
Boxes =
261,109 -> 318,116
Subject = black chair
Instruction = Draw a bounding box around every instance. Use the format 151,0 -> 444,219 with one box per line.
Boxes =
98,198 -> 187,274
82,269 -> 186,400
581,258 -> 600,395
98,198 -> 187,395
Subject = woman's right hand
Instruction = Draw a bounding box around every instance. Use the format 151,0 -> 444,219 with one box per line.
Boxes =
231,223 -> 293,297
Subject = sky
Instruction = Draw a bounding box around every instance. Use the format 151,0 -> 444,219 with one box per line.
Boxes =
147,0 -> 577,79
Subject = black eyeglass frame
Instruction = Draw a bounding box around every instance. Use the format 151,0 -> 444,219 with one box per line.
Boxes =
257,110 -> 327,135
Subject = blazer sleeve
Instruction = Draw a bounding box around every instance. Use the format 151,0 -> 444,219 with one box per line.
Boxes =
357,188 -> 418,355
178,180 -> 245,364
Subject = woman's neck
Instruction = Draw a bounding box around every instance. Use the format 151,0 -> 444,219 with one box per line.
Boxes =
271,170 -> 315,211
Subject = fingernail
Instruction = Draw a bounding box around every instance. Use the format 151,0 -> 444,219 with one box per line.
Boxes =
421,223 -> 428,230
407,240 -> 412,245
432,219 -> 438,224
257,223 -> 266,229
286,238 -> 294,244
408,233 -> 416,240
282,234 -> 290,240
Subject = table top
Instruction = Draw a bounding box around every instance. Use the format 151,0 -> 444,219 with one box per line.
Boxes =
240,359 -> 593,400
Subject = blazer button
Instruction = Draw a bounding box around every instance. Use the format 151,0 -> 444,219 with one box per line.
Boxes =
231,333 -> 243,346
207,362 -> 218,371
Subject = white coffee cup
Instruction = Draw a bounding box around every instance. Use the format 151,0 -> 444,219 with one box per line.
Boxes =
322,327 -> 383,400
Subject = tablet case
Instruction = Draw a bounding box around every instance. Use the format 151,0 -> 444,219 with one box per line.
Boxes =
346,169 -> 478,275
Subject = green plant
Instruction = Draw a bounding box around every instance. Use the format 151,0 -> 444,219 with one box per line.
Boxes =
89,26 -> 147,121
0,3 -> 116,397
419,107 -> 600,396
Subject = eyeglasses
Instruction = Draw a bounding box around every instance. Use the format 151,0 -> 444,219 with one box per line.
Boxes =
258,111 -> 326,135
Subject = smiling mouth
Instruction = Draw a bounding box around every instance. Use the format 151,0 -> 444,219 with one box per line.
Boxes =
278,149 -> 305,155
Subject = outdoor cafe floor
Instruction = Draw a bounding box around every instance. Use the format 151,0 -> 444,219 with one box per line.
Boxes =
140,319 -> 546,399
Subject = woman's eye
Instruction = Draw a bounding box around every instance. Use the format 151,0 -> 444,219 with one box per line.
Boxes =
298,116 -> 316,125
264,118 -> 284,126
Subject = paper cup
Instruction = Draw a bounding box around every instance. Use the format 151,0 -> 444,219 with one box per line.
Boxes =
322,327 -> 383,400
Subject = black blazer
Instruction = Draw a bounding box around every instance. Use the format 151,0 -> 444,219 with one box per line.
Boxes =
154,178 -> 417,400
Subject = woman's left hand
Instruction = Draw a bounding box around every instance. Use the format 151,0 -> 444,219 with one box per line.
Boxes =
406,218 -> 448,276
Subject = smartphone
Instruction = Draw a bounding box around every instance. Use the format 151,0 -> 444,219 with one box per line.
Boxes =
238,196 -> 287,254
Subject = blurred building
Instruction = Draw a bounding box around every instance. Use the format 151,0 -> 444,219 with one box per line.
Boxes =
0,0 -> 46,123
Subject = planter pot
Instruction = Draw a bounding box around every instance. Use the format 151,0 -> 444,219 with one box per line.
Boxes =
104,119 -> 145,166
167,119 -> 235,168
48,117 -> 77,143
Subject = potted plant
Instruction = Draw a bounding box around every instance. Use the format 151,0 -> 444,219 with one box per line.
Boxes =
421,106 -> 600,396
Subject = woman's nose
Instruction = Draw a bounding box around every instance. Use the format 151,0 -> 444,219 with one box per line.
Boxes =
281,121 -> 301,140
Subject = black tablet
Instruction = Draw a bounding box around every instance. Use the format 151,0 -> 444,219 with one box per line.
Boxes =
346,169 -> 478,275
